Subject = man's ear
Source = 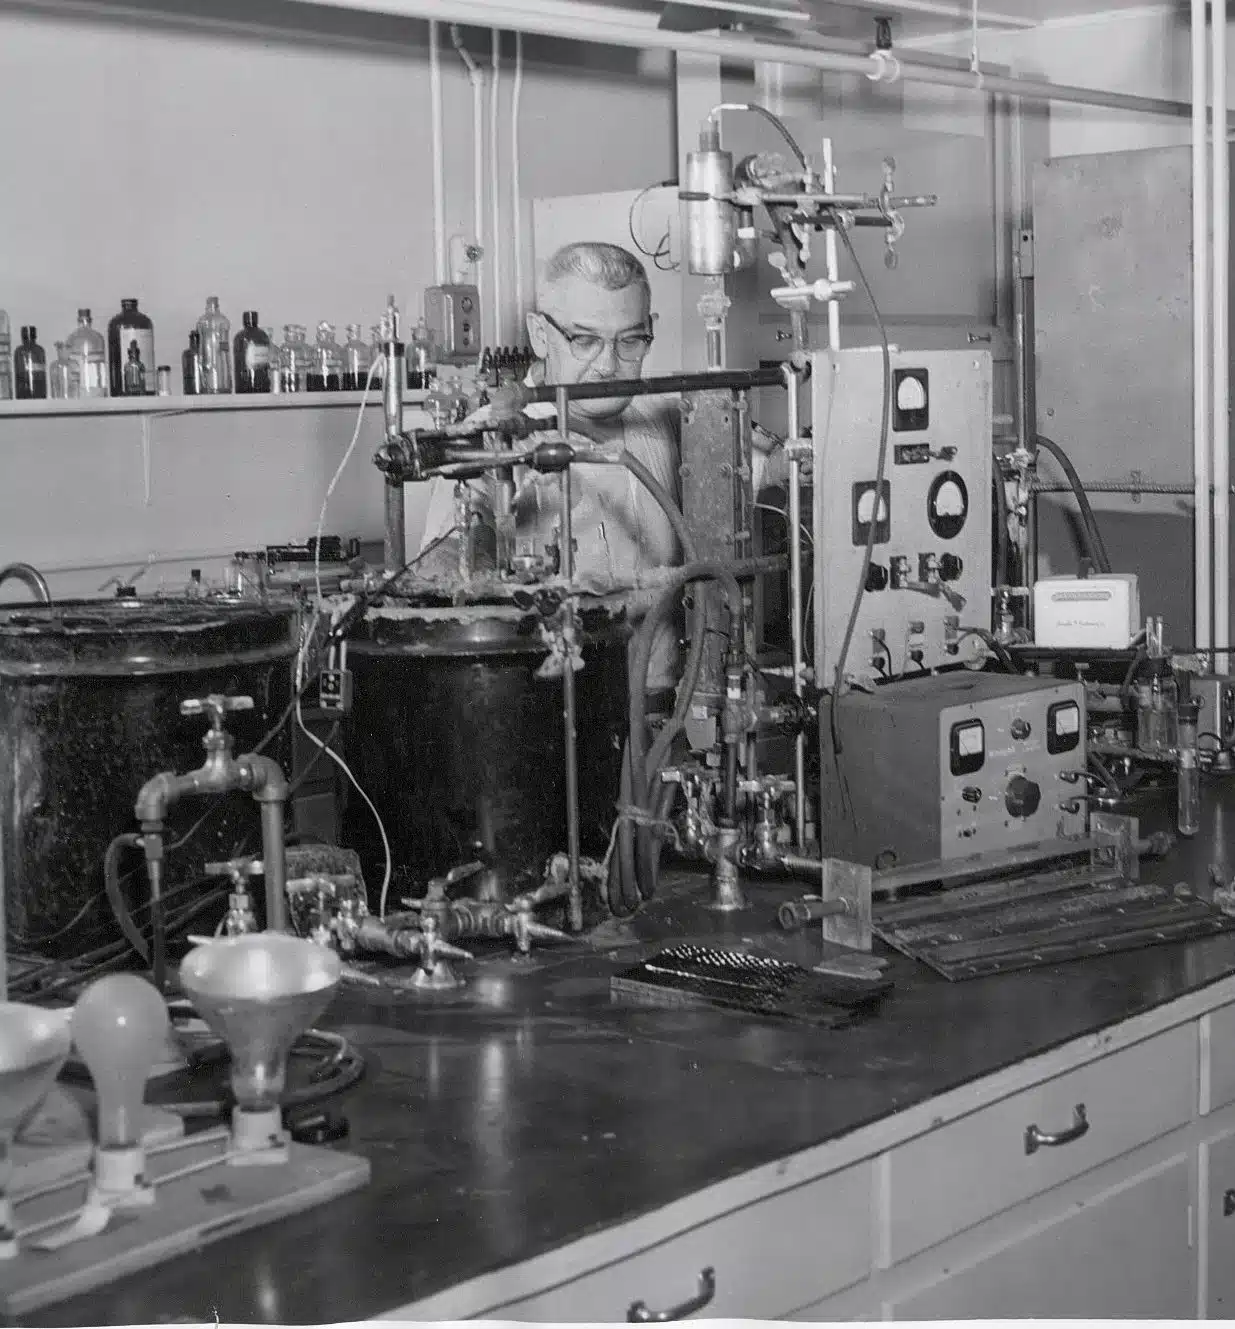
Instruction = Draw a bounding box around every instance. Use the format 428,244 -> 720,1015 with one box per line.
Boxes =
527,310 -> 548,358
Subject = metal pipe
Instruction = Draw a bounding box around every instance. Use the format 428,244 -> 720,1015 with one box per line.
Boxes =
822,139 -> 841,355
526,365 -> 786,403
429,21 -> 447,285
384,479 -> 406,573
785,362 -> 806,848
261,802 -> 289,932
1214,0 -> 1229,673
1195,0 -> 1213,656
556,386 -> 583,931
0,563 -> 52,605
294,0 -> 1210,121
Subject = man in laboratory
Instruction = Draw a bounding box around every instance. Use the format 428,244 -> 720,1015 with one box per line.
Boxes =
418,240 -> 782,705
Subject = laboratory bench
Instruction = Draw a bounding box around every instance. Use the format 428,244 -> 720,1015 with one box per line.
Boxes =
28,787 -> 1235,1325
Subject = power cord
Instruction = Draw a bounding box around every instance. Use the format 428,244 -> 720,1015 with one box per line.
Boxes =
629,180 -> 680,272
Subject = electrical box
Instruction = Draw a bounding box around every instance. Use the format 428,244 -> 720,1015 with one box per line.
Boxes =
1033,574 -> 1141,649
425,284 -> 481,365
818,672 -> 1087,870
812,348 -> 992,681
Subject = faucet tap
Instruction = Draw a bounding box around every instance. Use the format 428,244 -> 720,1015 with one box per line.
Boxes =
0,563 -> 51,605
134,694 -> 290,934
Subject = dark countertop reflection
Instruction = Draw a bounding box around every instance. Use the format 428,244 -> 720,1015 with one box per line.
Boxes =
29,782 -> 1235,1327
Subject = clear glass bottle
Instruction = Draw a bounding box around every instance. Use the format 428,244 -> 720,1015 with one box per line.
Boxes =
107,298 -> 155,396
407,318 -> 435,389
308,322 -> 342,392
424,375 -> 451,428
368,324 -> 386,388
444,371 -> 468,423
0,311 -> 11,400
195,296 -> 232,394
182,330 -> 204,395
233,311 -> 271,394
279,325 -> 314,393
14,326 -> 47,401
1178,697 -> 1202,838
342,323 -> 371,391
66,309 -> 108,398
49,341 -> 77,399
264,327 -> 280,394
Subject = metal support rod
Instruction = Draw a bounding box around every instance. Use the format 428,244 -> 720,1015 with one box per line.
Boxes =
261,801 -> 289,933
384,479 -> 406,574
786,364 -> 806,848
556,386 -> 583,932
1213,0 -> 1230,673
526,365 -> 786,404
1195,0 -> 1213,657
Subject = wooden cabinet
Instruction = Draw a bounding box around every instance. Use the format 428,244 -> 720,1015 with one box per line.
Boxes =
887,1155 -> 1194,1320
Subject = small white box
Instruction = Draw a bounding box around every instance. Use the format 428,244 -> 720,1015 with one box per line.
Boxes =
1033,574 -> 1141,649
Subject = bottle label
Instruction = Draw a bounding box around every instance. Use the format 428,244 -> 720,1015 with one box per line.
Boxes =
116,327 -> 156,393
73,352 -> 108,397
245,343 -> 271,371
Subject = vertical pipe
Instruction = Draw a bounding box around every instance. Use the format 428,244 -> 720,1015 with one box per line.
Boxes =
822,139 -> 841,353
511,31 -> 525,339
491,29 -> 503,346
430,22 -> 447,285
261,802 -> 289,934
1195,0 -> 1213,656
1213,0 -> 1229,668
384,480 -> 407,573
786,365 -> 806,847
556,386 -> 583,931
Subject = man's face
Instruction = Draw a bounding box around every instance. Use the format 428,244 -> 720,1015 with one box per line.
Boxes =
528,276 -> 653,420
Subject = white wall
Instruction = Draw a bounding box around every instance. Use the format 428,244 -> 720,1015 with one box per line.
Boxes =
0,4 -> 674,598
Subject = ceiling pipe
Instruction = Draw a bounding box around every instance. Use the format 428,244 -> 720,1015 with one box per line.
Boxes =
1213,0 -> 1229,668
292,0 -> 1207,120
1193,0 -> 1211,656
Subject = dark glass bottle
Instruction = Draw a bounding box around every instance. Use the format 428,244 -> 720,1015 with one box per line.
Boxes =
234,312 -> 272,394
14,326 -> 47,401
182,331 -> 204,396
108,299 -> 155,396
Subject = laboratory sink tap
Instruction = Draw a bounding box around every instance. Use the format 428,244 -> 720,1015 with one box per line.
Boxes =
134,694 -> 290,935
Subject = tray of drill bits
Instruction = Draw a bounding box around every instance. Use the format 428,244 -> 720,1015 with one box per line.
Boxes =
610,944 -> 892,1027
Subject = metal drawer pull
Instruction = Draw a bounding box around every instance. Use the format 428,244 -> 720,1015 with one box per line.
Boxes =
627,1267 -> 717,1322
1024,1103 -> 1089,1155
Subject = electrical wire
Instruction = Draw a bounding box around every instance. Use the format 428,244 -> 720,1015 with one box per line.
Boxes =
829,226 -> 891,758
628,180 -> 679,272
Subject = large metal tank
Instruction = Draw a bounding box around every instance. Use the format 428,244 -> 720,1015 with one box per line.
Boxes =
342,599 -> 628,904
0,599 -> 299,957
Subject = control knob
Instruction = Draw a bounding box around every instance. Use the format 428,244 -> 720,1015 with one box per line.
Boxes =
865,563 -> 889,592
1005,774 -> 1042,819
1011,718 -> 1032,741
939,553 -> 964,582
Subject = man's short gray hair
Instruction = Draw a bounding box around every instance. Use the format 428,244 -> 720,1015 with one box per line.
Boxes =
539,242 -> 651,305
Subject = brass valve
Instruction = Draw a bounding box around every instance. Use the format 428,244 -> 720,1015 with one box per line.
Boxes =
181,695 -> 254,749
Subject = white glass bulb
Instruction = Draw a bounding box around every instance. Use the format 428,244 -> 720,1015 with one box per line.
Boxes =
71,975 -> 169,1150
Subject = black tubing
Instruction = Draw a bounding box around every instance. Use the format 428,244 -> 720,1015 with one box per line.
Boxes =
104,833 -> 151,962
1034,434 -> 1112,574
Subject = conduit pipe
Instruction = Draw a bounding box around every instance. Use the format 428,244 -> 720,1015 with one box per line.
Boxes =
1214,0 -> 1230,673
512,30 -> 525,339
429,21 -> 447,284
1195,0 -> 1213,655
299,0 -> 1213,121
451,24 -> 487,343
491,29 -> 504,347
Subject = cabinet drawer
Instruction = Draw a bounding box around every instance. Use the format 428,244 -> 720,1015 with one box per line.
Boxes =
887,1023 -> 1194,1263
888,1154 -> 1193,1320
1204,1003 -> 1235,1113
494,1161 -> 872,1322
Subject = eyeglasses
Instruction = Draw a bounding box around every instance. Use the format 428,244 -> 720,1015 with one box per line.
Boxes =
538,311 -> 655,364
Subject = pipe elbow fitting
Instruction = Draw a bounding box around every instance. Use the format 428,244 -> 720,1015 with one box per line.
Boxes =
240,754 -> 290,802
135,772 -> 178,824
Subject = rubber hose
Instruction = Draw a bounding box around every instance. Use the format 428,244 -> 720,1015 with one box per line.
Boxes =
993,471 -> 1011,585
104,833 -> 151,963
1034,434 -> 1112,575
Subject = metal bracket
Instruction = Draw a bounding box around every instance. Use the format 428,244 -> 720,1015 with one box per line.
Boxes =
1090,811 -> 1140,883
1015,227 -> 1035,278
820,858 -> 873,952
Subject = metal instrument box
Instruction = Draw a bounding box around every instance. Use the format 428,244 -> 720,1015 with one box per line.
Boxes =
812,348 -> 992,681
819,671 -> 1087,869
424,284 -> 481,365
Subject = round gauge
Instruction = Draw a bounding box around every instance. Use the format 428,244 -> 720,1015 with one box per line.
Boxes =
927,470 -> 969,540
856,488 -> 889,526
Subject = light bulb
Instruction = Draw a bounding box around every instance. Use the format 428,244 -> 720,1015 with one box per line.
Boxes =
0,1004 -> 71,1257
180,934 -> 340,1163
71,974 -> 169,1197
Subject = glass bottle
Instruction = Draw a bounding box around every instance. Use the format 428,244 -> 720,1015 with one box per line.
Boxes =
342,323 -> 371,391
0,311 -> 11,400
309,322 -> 342,392
107,299 -> 155,396
66,309 -> 108,398
368,324 -> 386,388
424,375 -> 451,428
182,330 -> 205,396
444,372 -> 468,423
264,327 -> 280,394
123,341 -> 146,396
407,318 -> 435,390
14,326 -> 47,401
49,341 -> 77,399
1178,696 -> 1202,838
279,325 -> 314,393
195,296 -> 232,394
233,312 -> 271,394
